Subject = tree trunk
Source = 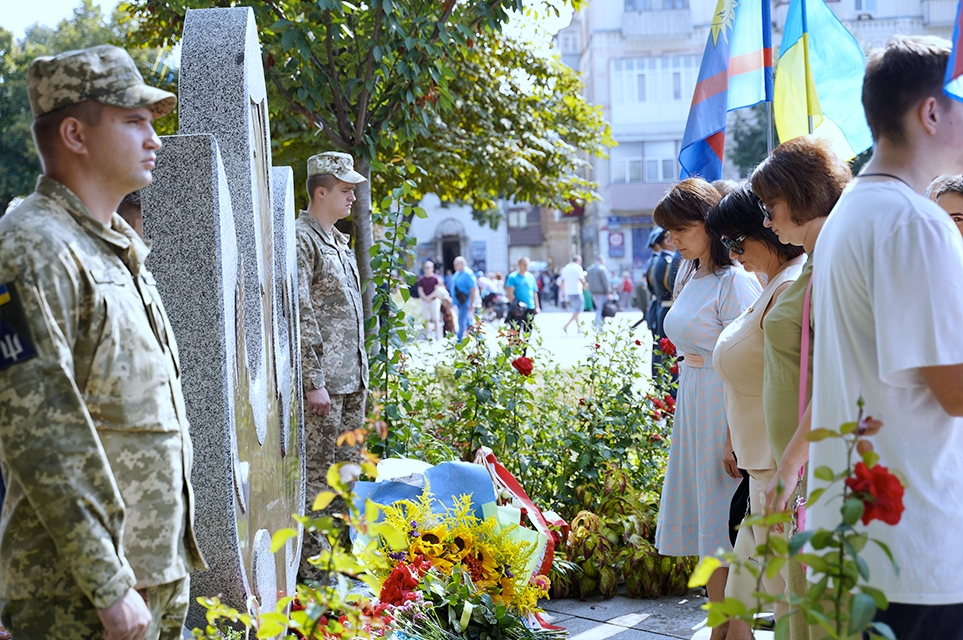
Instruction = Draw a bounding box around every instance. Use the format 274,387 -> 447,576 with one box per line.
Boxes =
352,157 -> 376,338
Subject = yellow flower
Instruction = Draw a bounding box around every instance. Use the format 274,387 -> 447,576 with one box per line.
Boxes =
410,525 -> 454,572
462,543 -> 499,588
447,525 -> 475,562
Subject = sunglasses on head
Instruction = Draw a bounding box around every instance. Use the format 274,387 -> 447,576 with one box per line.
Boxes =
720,234 -> 748,255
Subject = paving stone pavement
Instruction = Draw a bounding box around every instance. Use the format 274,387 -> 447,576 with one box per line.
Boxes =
540,593 -> 775,640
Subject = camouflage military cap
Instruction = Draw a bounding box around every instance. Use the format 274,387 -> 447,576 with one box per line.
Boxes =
27,45 -> 176,119
307,152 -> 367,183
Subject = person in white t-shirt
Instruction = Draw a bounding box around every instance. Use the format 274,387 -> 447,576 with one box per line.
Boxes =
559,255 -> 586,334
810,35 -> 963,638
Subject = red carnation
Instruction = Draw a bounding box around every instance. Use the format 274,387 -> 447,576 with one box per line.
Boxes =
511,356 -> 534,376
845,461 -> 905,526
658,338 -> 677,357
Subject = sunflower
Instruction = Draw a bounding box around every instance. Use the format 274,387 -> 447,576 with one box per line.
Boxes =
447,525 -> 475,563
462,543 -> 499,588
409,525 -> 453,572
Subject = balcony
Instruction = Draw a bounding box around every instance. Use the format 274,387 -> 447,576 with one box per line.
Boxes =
622,9 -> 693,39
609,182 -> 675,212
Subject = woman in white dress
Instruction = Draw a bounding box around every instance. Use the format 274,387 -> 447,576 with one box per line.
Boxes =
653,179 -> 762,640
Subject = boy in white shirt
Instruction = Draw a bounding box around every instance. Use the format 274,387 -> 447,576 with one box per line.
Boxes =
810,35 -> 963,638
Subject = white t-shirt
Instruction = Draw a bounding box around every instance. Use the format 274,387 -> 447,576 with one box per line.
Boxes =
810,179 -> 963,605
559,262 -> 584,297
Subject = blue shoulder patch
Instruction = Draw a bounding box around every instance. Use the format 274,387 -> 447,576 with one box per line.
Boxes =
0,282 -> 37,371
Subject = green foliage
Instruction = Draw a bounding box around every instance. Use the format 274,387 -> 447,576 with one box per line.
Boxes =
0,0 -> 177,215
728,103 -> 770,178
563,464 -> 697,599
367,160 -> 424,397
191,459 -> 397,639
690,403 -> 901,640
371,323 -> 676,523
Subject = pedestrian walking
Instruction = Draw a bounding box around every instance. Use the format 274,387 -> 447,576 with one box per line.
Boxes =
585,256 -> 613,329
451,256 -> 477,342
296,151 -> 369,583
559,255 -> 586,334
0,45 -> 205,640
505,256 -> 540,333
417,260 -> 443,339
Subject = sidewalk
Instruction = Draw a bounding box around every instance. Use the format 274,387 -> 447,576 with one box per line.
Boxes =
541,593 -> 775,640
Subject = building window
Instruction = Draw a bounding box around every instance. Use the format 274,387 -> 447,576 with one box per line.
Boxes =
855,0 -> 875,10
611,142 -> 643,184
643,141 -> 678,183
507,210 -> 525,228
612,55 -> 699,107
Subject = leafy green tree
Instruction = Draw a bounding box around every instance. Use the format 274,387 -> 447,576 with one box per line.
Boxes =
727,103 -> 770,178
125,0 -> 610,319
0,0 -> 174,215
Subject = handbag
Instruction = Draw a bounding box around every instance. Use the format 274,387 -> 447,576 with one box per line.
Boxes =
602,299 -> 618,318
788,278 -> 813,537
455,289 -> 469,305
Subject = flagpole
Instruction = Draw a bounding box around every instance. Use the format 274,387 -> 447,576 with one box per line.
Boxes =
801,0 -> 814,134
763,0 -> 775,153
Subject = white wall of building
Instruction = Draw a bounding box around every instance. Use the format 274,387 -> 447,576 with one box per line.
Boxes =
407,194 -> 510,277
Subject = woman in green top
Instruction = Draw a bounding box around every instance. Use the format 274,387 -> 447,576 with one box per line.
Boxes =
750,136 -> 852,640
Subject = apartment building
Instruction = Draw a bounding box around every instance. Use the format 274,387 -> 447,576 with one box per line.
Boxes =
556,0 -> 954,273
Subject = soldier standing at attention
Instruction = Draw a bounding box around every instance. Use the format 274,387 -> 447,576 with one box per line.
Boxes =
0,46 -> 205,640
296,152 -> 369,582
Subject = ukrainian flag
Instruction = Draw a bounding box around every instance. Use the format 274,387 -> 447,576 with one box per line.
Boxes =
774,0 -> 872,160
679,0 -> 773,181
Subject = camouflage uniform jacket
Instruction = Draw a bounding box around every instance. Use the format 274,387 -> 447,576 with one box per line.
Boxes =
296,213 -> 368,395
0,177 -> 205,609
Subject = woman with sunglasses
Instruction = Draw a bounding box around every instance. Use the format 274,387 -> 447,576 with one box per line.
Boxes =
707,184 -> 806,639
751,136 -> 851,640
652,179 -> 762,640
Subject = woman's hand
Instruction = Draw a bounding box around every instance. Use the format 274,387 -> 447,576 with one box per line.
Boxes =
722,429 -> 741,479
764,464 -> 801,534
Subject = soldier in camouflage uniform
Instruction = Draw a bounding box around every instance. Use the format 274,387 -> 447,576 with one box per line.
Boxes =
296,152 -> 369,582
0,46 -> 205,640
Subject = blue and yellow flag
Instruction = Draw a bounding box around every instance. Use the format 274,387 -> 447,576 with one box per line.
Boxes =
679,0 -> 773,181
774,0 -> 872,159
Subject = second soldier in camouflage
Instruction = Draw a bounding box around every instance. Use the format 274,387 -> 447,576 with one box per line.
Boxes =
296,151 -> 369,583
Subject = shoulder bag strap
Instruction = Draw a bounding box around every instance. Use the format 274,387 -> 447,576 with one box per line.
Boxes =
796,278 -> 813,481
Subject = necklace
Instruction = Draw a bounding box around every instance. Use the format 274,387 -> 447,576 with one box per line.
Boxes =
859,172 -> 913,190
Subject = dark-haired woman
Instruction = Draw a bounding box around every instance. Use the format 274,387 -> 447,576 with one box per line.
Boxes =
708,185 -> 806,639
652,179 -> 761,639
751,136 -> 851,640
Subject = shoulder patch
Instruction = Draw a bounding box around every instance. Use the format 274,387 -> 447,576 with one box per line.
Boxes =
0,283 -> 37,371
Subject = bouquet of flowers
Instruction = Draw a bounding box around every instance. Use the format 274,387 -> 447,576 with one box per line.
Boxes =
362,488 -> 561,640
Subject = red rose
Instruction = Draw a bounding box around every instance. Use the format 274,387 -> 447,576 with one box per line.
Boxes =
652,409 -> 663,420
658,338 -> 677,357
511,356 -> 534,376
844,461 -> 905,526
670,363 -> 679,375
595,343 -> 601,349
578,398 -> 586,406
653,399 -> 664,410
635,339 -> 642,346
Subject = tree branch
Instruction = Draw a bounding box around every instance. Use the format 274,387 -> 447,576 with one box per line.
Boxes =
267,67 -> 351,151
322,9 -> 354,145
354,6 -> 383,142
